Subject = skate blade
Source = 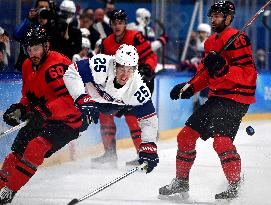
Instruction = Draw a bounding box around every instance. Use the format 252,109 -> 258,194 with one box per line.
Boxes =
158,192 -> 189,202
90,161 -> 118,169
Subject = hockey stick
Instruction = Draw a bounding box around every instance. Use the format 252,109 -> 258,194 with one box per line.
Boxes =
179,0 -> 271,97
154,19 -> 166,70
0,121 -> 27,139
67,162 -> 148,205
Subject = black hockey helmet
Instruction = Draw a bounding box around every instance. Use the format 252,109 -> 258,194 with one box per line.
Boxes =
109,9 -> 128,24
208,1 -> 235,17
22,25 -> 49,48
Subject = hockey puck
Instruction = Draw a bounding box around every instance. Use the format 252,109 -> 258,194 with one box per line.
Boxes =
246,126 -> 255,136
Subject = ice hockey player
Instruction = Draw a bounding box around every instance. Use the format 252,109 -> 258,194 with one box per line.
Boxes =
0,26 -> 83,204
127,8 -> 167,52
93,9 -> 158,167
159,0 -> 257,201
63,44 -> 159,173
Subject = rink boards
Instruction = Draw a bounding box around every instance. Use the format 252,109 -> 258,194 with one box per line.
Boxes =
0,71 -> 271,166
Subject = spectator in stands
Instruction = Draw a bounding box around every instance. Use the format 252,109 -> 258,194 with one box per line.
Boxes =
14,0 -> 50,41
0,46 -> 8,71
50,0 -> 82,59
255,49 -> 267,71
93,8 -> 113,39
0,27 -> 10,67
83,8 -> 100,51
103,0 -> 115,25
13,0 -> 51,71
72,37 -> 92,62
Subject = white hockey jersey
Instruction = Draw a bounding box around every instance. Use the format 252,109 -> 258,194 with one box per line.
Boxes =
127,22 -> 163,52
63,54 -> 158,143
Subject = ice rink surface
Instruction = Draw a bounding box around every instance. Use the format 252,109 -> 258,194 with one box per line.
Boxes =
10,120 -> 271,205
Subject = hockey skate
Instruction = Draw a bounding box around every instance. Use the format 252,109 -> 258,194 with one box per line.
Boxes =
91,149 -> 118,169
125,157 -> 139,166
215,179 -> 242,201
158,178 -> 189,201
0,186 -> 16,204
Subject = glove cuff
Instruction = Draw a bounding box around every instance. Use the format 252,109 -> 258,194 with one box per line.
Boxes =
158,36 -> 167,46
139,142 -> 157,154
75,94 -> 95,105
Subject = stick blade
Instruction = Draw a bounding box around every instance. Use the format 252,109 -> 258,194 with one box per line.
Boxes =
67,198 -> 79,205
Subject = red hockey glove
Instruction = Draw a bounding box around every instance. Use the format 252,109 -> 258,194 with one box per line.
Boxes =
75,94 -> 99,131
138,142 -> 159,173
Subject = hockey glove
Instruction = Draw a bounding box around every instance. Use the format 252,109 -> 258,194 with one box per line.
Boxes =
157,33 -> 168,46
203,51 -> 228,78
75,94 -> 99,131
138,142 -> 159,173
26,105 -> 51,129
170,83 -> 194,100
138,64 -> 155,82
3,103 -> 27,126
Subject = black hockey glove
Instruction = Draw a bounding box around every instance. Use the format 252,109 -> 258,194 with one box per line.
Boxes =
203,51 -> 228,78
3,103 -> 27,127
138,142 -> 159,173
75,94 -> 100,131
26,105 -> 51,129
138,64 -> 155,82
170,83 -> 194,100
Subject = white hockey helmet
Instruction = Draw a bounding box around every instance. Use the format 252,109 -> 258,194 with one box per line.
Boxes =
82,37 -> 90,49
197,23 -> 211,35
115,44 -> 139,67
80,28 -> 90,37
60,0 -> 76,14
136,8 -> 151,26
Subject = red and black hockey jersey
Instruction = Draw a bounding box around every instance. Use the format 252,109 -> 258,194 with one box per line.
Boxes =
192,27 -> 257,104
101,30 -> 157,71
20,51 -> 82,129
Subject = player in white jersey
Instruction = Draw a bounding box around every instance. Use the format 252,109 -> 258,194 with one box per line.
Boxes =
63,44 -> 159,172
127,8 -> 167,52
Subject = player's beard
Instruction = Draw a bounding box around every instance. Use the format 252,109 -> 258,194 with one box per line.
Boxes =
212,21 -> 227,33
31,57 -> 41,66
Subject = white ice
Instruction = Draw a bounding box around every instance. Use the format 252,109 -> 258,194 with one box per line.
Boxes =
10,120 -> 271,205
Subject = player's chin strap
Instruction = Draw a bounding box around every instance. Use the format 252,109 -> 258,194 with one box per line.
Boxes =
67,162 -> 148,205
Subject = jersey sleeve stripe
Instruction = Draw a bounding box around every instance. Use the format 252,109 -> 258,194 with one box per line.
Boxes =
57,91 -> 70,97
137,112 -> 156,121
75,59 -> 94,83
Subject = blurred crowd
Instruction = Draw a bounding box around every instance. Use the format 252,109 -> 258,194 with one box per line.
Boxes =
0,0 -> 268,73
0,0 -> 168,73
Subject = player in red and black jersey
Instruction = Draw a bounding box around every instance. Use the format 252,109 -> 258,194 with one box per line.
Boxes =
91,9 -> 158,167
159,1 -> 257,201
0,26 -> 83,203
